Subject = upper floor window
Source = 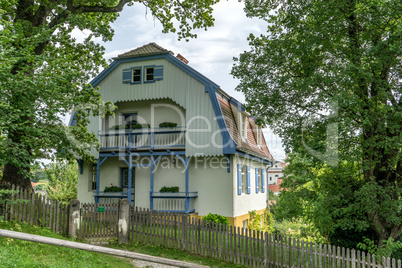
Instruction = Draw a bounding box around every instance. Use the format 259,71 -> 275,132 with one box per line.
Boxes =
132,68 -> 141,83
259,168 -> 263,192
256,126 -> 262,146
145,67 -> 154,81
122,65 -> 163,85
241,165 -> 247,194
241,114 -> 247,140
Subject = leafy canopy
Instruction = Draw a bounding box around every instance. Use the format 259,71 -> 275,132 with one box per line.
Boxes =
0,0 -> 219,188
232,0 -> 401,246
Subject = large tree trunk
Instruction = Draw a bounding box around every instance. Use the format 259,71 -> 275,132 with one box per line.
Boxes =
2,164 -> 32,191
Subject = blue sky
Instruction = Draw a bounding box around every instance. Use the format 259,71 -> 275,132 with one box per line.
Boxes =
73,1 -> 286,160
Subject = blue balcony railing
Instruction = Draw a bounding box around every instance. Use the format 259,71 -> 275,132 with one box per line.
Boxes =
99,127 -> 186,150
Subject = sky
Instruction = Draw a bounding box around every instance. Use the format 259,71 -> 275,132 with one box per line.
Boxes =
73,1 -> 286,161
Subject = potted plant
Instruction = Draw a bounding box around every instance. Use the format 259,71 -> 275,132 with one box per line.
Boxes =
159,122 -> 177,128
159,186 -> 180,196
103,184 -> 123,194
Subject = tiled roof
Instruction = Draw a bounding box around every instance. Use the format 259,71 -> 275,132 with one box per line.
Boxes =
218,96 -> 274,161
269,178 -> 283,192
117,42 -> 172,58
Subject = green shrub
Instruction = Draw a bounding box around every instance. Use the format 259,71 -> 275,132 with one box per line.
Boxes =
104,185 -> 123,192
202,213 -> 230,226
160,186 -> 179,193
159,122 -> 177,128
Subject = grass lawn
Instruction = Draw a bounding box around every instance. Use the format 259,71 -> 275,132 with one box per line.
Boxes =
0,221 -> 246,268
0,221 -> 134,268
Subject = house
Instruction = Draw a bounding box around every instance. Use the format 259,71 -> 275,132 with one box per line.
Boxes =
71,43 -> 274,227
268,160 -> 286,195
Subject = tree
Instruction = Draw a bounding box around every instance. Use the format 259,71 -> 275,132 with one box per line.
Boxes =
0,0 -> 219,189
45,161 -> 78,204
232,0 -> 401,246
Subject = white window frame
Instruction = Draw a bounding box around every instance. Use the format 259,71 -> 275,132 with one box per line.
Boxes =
132,68 -> 141,83
241,113 -> 247,140
145,66 -> 154,82
241,165 -> 247,194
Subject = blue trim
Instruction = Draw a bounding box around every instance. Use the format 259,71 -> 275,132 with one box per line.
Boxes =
150,155 -> 155,210
262,169 -> 266,193
246,166 -> 251,194
235,151 -> 272,165
255,168 -> 259,193
237,164 -> 242,195
229,98 -> 246,112
206,84 -> 236,154
128,153 -> 133,205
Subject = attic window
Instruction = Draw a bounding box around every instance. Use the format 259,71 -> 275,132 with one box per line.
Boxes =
256,126 -> 262,146
241,114 -> 247,140
132,68 -> 141,83
145,67 -> 154,81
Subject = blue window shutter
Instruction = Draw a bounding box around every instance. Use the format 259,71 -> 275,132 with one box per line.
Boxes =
262,169 -> 266,193
247,166 -> 251,194
255,168 -> 259,193
154,65 -> 163,80
122,68 -> 132,84
237,164 -> 242,195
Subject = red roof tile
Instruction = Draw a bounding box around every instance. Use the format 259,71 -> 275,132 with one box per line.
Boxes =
218,96 -> 273,161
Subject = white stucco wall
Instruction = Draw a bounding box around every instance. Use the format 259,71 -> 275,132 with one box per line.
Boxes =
232,155 -> 268,217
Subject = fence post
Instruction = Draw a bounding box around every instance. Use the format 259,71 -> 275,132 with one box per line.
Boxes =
118,199 -> 130,244
68,199 -> 80,238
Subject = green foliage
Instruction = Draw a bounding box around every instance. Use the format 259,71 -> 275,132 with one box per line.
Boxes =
274,219 -> 325,244
159,122 -> 178,128
202,213 -> 230,226
0,187 -> 20,221
44,161 -> 78,204
0,0 -> 219,187
104,185 -> 123,192
160,186 -> 179,193
232,0 -> 402,247
357,237 -> 402,261
268,189 -> 279,215
248,209 -> 275,234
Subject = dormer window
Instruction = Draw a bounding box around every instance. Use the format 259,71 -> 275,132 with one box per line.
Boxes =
145,67 -> 154,81
256,126 -> 262,147
241,114 -> 247,140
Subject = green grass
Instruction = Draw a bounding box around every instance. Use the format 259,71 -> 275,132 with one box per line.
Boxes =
0,221 -> 134,268
108,242 -> 247,268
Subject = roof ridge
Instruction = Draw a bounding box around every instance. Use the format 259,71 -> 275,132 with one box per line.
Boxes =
117,42 -> 172,58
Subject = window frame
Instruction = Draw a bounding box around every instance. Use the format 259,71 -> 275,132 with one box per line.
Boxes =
91,164 -> 97,191
259,168 -> 263,193
121,167 -> 135,188
132,67 -> 142,84
241,165 -> 247,194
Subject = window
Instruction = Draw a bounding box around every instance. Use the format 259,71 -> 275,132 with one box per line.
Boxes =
275,175 -> 279,177
256,126 -> 262,146
270,176 -> 272,181
123,113 -> 137,129
145,67 -> 154,81
121,168 -> 135,188
132,68 -> 141,83
241,165 -> 247,194
122,65 -> 163,84
90,164 -> 97,191
259,168 -> 263,193
241,114 -> 248,140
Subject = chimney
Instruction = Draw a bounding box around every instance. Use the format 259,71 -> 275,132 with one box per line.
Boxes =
176,53 -> 189,64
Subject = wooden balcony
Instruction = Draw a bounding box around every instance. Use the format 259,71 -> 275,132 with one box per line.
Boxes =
99,127 -> 186,151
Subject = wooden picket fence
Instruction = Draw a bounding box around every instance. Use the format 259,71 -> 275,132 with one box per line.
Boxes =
1,184 -> 69,234
127,207 -> 402,268
1,184 -> 401,268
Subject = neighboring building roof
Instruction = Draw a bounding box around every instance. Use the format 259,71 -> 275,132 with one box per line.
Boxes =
218,96 -> 273,161
269,178 -> 283,193
116,42 -> 173,59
